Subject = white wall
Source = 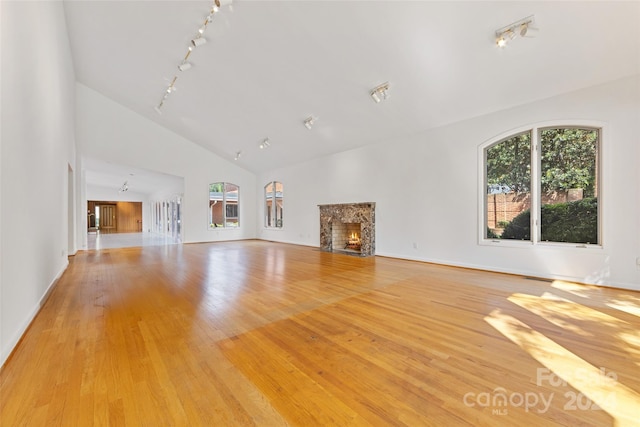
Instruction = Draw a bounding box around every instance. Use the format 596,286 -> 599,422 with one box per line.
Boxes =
258,76 -> 640,290
1,1 -> 77,365
0,0 -> 4,371
76,84 -> 256,244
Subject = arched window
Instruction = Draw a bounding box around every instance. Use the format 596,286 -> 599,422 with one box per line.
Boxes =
209,182 -> 239,228
264,181 -> 283,228
483,126 -> 600,245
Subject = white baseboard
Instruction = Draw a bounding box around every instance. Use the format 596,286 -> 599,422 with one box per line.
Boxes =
375,250 -> 639,291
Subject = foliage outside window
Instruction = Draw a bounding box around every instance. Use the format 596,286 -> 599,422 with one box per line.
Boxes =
484,127 -> 599,245
209,182 -> 239,228
265,181 -> 283,228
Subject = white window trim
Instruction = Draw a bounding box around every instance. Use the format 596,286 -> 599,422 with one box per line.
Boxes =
478,120 -> 606,250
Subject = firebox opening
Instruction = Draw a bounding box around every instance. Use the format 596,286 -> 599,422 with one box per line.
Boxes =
332,222 -> 361,254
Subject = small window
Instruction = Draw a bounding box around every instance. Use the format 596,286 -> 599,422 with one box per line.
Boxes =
209,182 -> 239,228
264,181 -> 283,228
483,126 -> 600,245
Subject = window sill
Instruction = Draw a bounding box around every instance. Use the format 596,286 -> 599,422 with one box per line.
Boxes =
479,239 -> 603,250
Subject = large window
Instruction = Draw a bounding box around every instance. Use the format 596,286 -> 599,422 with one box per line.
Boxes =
484,126 -> 600,245
209,182 -> 239,228
264,181 -> 283,228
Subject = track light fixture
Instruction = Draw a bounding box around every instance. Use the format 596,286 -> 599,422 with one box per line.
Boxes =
118,181 -> 129,193
234,151 -> 242,161
259,138 -> 271,149
304,116 -> 315,130
154,0 -> 234,114
370,82 -> 390,103
191,36 -> 207,47
495,15 -> 536,48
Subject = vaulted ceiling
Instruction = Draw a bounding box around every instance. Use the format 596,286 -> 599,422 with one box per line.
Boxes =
64,1 -> 639,188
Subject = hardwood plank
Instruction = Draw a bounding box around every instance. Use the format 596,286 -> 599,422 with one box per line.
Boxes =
1,240 -> 638,426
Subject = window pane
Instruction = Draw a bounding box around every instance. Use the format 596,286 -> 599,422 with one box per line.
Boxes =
224,183 -> 239,227
485,132 -> 531,240
264,181 -> 283,228
209,182 -> 224,228
540,128 -> 598,244
274,181 -> 283,228
265,183 -> 273,227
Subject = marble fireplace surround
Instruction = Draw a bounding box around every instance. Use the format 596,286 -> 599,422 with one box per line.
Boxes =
318,202 -> 375,257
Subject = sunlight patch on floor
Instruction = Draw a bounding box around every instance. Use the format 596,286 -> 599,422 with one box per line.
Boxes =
485,309 -> 640,426
550,280 -> 601,298
508,292 -> 630,335
606,300 -> 640,318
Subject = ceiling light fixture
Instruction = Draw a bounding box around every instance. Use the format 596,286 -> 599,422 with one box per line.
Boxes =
495,15 -> 536,48
154,0 -> 233,114
118,181 -> 129,193
259,138 -> 271,149
304,116 -> 315,130
191,36 -> 207,47
234,151 -> 242,161
370,82 -> 390,103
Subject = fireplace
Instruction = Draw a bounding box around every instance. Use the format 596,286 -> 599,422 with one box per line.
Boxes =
319,202 -> 375,257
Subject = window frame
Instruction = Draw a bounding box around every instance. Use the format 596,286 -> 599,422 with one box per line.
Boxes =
264,181 -> 283,229
479,121 -> 604,249
208,182 -> 240,229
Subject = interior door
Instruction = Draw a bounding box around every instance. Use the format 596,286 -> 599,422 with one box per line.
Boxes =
100,205 -> 117,232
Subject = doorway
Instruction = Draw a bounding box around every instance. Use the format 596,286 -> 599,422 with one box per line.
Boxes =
100,204 -> 117,233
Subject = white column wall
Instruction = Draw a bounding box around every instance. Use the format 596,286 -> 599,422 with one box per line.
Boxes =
258,76 -> 640,290
1,1 -> 77,365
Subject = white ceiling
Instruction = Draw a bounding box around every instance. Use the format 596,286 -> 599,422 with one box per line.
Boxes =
84,157 -> 184,197
65,1 -> 640,183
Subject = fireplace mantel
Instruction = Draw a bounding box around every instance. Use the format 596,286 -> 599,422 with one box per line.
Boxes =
318,202 -> 376,256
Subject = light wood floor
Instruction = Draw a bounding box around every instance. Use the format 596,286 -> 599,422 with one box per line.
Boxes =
1,240 -> 639,426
